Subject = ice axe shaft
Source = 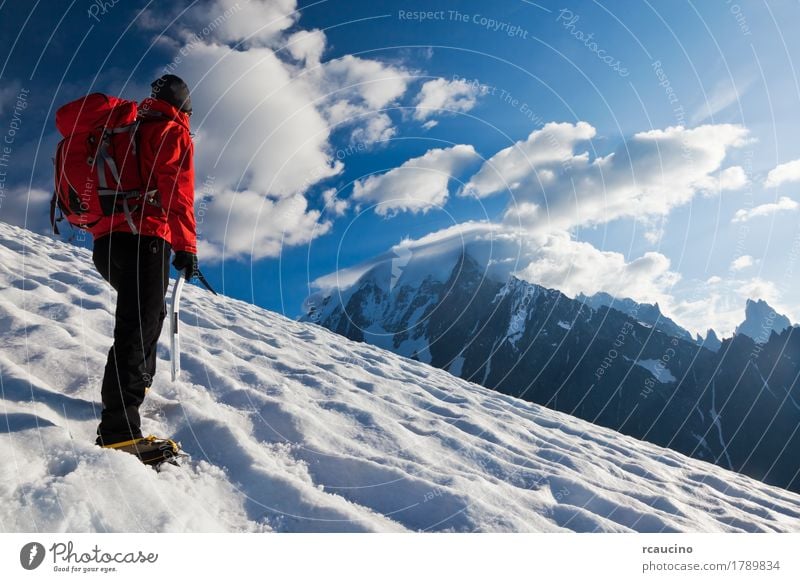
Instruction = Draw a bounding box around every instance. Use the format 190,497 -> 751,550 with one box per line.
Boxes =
169,269 -> 187,381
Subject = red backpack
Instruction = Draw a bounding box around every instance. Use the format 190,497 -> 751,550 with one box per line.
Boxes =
50,93 -> 157,235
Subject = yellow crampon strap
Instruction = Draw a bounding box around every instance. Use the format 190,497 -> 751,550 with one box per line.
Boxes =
102,436 -> 149,449
102,435 -> 177,450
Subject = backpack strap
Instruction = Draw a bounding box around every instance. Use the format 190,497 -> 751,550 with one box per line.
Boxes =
95,123 -> 144,234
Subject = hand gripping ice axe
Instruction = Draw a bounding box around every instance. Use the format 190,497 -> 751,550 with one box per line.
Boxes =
170,266 -> 217,381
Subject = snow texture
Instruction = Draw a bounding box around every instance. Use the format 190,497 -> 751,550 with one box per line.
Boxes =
2,222 -> 800,533
635,359 -> 677,383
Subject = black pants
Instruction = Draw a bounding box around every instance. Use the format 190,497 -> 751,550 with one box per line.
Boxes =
92,233 -> 171,445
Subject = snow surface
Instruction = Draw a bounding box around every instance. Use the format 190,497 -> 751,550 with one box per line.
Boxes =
635,359 -> 677,383
2,222 -> 800,533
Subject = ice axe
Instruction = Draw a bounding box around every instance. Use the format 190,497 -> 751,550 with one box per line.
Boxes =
169,268 -> 187,382
169,265 -> 218,381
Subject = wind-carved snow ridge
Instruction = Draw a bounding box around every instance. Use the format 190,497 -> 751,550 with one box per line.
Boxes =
2,221 -> 800,533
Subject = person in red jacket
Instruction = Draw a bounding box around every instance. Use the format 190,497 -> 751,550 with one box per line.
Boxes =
91,75 -> 198,452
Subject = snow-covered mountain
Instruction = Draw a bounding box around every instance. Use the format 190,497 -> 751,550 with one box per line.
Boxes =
699,328 -> 723,352
577,291 -> 693,342
304,249 -> 800,493
735,298 -> 792,344
2,221 -> 800,533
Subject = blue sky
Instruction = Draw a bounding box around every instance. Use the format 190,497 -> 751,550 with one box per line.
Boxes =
1,0 -> 799,335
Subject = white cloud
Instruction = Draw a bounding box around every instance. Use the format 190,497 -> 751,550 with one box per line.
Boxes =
644,226 -> 665,245
318,120 -> 756,335
736,277 -> 781,303
699,165 -> 749,194
502,202 -> 540,228
465,121 -> 596,198
198,190 -> 330,260
731,196 -> 799,223
513,233 -> 680,307
413,78 -> 487,121
190,0 -> 298,47
139,0 -> 298,48
315,55 -> 411,145
719,165 -> 749,190
285,29 -> 326,65
352,145 -> 479,215
181,43 -> 341,199
321,55 -> 409,110
652,274 -> 796,337
322,188 -> 349,217
765,159 -> 800,188
730,255 -> 754,271
466,122 -> 750,232
349,112 -> 396,145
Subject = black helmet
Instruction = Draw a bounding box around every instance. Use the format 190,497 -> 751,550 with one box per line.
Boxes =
151,74 -> 192,114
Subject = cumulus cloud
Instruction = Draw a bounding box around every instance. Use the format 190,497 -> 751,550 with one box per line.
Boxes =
765,159 -> 800,188
285,28 -> 326,65
502,201 -> 541,228
680,275 -> 798,336
314,55 -> 411,145
465,122 -> 750,232
697,165 -> 749,194
181,42 -> 341,199
731,196 -> 799,223
317,120 -> 760,334
510,234 -> 794,336
197,189 -> 330,261
513,233 -> 680,306
413,78 -> 487,121
141,0 -> 298,48
348,112 -> 396,145
730,255 -> 755,271
134,0 -> 422,260
352,145 -> 479,215
464,121 -> 596,198
321,55 -> 409,110
735,277 -> 782,304
322,188 -> 349,217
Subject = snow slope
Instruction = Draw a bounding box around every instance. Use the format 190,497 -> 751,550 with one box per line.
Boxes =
2,222 -> 800,533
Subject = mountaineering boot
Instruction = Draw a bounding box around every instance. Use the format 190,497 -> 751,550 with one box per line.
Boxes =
102,435 -> 185,467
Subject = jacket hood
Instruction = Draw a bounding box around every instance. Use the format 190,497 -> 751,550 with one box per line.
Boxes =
139,97 -> 190,130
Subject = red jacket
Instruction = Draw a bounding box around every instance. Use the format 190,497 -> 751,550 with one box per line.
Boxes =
90,98 -> 197,254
